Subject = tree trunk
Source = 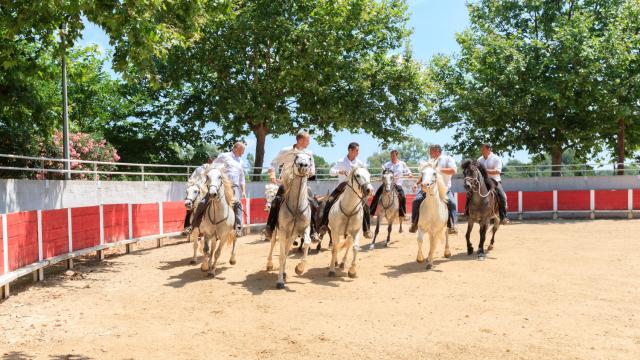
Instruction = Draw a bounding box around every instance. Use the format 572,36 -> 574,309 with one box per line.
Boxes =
551,148 -> 563,177
617,118 -> 625,176
252,122 -> 268,181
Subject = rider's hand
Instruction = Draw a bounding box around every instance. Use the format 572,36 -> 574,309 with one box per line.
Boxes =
412,184 -> 418,192
269,175 -> 277,184
242,192 -> 247,199
339,170 -> 347,175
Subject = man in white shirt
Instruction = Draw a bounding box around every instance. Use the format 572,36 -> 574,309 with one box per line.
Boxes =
183,156 -> 214,234
320,142 -> 372,238
476,143 -> 509,224
264,131 -> 316,240
211,142 -> 247,237
369,150 -> 411,220
409,145 -> 458,234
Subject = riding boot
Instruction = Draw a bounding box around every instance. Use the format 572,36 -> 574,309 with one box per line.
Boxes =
190,194 -> 210,230
233,202 -> 243,237
265,186 -> 285,239
362,203 -> 372,239
396,185 -> 406,219
368,185 -> 384,216
183,209 -> 192,234
409,191 -> 424,233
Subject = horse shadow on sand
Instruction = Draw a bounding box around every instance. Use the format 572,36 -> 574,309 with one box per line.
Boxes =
163,264 -> 232,288
381,251 -> 497,278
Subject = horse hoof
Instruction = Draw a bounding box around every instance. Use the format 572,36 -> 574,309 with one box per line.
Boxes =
478,254 -> 485,261
276,282 -> 285,289
369,244 -> 375,251
348,269 -> 357,278
190,260 -> 197,265
467,248 -> 474,256
283,272 -> 287,280
266,263 -> 274,271
426,263 -> 433,270
416,257 -> 424,263
295,263 -> 305,275
200,264 -> 208,272
207,271 -> 215,277
385,241 -> 390,248
339,262 -> 345,269
487,245 -> 494,251
444,251 -> 451,258
328,270 -> 336,277
229,257 -> 236,266
399,228 -> 403,234
334,261 -> 338,268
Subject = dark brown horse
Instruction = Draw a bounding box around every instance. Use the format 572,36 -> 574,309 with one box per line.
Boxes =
461,160 -> 501,260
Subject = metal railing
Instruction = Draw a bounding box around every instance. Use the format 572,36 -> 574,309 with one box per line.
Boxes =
1,153 -> 639,181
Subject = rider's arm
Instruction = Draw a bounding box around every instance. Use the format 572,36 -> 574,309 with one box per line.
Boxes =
268,148 -> 287,182
402,161 -> 413,178
486,156 -> 502,176
309,153 -> 316,177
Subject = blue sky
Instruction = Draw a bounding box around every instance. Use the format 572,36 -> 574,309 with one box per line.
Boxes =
78,0 -> 531,165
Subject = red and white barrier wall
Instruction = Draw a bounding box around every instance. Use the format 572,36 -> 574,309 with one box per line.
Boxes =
1,190 -> 638,299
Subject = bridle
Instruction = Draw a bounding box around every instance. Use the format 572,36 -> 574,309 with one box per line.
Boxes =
464,166 -> 492,198
206,171 -> 230,226
338,168 -> 372,235
281,154 -> 311,238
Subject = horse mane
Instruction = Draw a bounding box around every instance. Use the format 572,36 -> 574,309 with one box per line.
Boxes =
418,159 -> 438,172
462,159 -> 495,191
280,150 -> 309,191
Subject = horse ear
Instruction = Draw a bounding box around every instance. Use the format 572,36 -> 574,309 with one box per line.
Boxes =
461,160 -> 471,169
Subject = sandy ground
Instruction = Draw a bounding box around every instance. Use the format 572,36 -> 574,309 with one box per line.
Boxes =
1,219 -> 639,360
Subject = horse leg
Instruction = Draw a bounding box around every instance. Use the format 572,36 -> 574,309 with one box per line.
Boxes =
329,235 -> 339,277
416,230 -> 425,263
191,232 -> 198,265
399,215 -> 403,233
370,214 -> 381,250
426,230 -> 442,270
444,231 -> 451,258
229,236 -> 237,265
348,233 -> 360,278
488,221 -> 499,251
340,240 -> 349,269
276,232 -> 287,289
208,238 -> 224,277
200,237 -> 210,272
477,223 -> 487,260
385,220 -> 392,247
465,221 -> 474,255
266,228 -> 277,271
295,228 -> 311,276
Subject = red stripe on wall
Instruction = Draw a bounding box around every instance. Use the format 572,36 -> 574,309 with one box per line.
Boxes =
42,209 -> 69,259
0,215 -> 4,275
103,204 -> 129,243
457,192 -> 467,214
506,191 -> 518,212
633,189 -> 640,210
405,193 -> 416,215
71,206 -> 100,251
557,190 -> 590,211
249,198 -> 269,224
522,191 -> 553,211
132,203 -> 159,238
163,202 -> 186,233
7,211 -> 38,271
594,190 -> 628,211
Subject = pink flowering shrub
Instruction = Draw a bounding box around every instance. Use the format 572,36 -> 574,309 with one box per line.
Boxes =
38,131 -> 119,179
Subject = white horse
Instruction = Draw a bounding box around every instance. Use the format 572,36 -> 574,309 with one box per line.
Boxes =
196,165 -> 237,276
266,153 -> 313,289
416,161 -> 451,270
327,166 -> 374,278
370,169 -> 402,250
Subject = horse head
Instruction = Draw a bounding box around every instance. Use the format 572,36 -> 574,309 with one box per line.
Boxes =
381,168 -> 394,192
419,162 -> 439,195
293,153 -> 312,177
206,166 -> 224,199
184,183 -> 201,210
350,166 -> 374,196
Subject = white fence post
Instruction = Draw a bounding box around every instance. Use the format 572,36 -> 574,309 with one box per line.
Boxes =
97,205 -> 105,260
1,214 -> 8,299
35,210 -> 44,281
157,202 -> 164,248
518,191 -> 523,220
628,189 -> 634,219
127,203 -> 133,254
552,190 -> 558,220
590,190 -> 595,220
67,208 -> 73,269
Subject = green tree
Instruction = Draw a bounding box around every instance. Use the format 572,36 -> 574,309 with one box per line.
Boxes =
428,0 -> 623,176
148,0 -> 429,180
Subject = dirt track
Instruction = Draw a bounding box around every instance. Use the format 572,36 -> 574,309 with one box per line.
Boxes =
1,219 -> 639,359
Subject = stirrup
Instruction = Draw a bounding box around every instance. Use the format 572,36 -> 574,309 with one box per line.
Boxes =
182,226 -> 192,235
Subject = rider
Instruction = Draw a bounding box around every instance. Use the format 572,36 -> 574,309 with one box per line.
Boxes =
183,155 -> 214,234
369,150 -> 411,220
409,145 -> 458,234
475,143 -> 509,224
263,131 -> 317,240
320,142 -> 372,239
211,142 -> 247,237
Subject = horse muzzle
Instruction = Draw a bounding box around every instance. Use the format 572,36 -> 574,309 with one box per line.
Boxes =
185,200 -> 193,210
